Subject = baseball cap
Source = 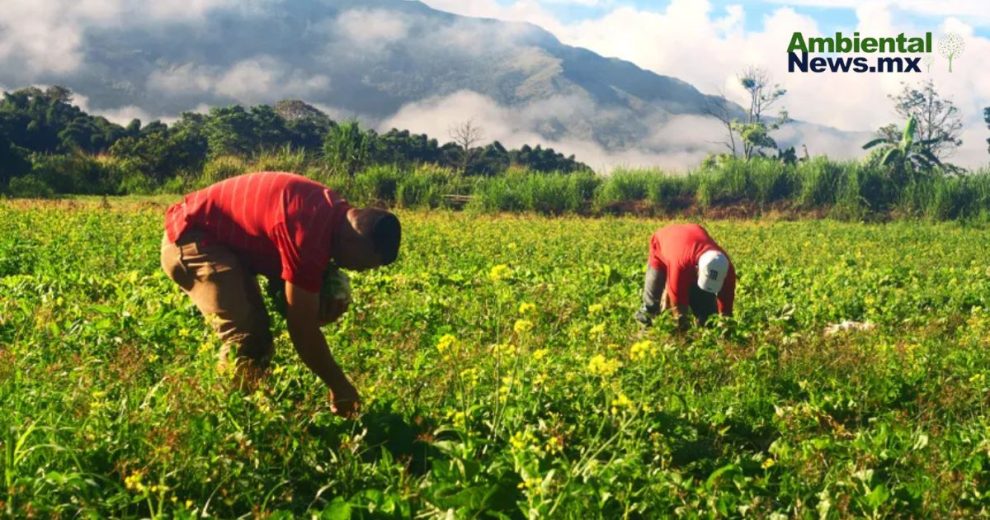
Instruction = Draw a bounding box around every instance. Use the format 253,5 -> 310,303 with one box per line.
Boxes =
697,250 -> 730,294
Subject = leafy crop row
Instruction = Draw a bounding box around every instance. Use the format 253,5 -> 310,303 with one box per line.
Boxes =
2,200 -> 990,517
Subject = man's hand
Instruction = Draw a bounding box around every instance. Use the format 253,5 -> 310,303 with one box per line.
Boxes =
672,304 -> 692,332
329,382 -> 361,418
285,281 -> 359,416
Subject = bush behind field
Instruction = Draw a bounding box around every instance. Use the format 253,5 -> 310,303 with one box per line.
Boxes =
4,150 -> 990,221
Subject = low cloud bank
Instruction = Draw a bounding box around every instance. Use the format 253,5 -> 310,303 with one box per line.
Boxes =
382,90 -> 872,172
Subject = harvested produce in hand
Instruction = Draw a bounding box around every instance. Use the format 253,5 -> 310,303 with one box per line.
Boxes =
267,267 -> 351,323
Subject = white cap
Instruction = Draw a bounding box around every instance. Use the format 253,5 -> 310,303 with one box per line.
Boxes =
697,250 -> 730,294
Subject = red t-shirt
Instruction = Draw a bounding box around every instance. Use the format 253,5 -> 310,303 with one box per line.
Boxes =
648,224 -> 736,314
164,172 -> 351,293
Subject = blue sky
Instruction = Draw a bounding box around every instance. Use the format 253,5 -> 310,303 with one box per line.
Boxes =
514,0 -> 990,38
539,0 -> 855,29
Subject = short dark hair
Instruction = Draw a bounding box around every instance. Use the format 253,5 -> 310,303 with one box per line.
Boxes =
371,213 -> 401,265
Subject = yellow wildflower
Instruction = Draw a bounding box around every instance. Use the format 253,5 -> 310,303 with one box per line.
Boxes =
124,471 -> 147,493
436,334 -> 458,354
589,323 -> 606,336
489,264 -> 512,282
510,430 -> 536,451
518,302 -> 536,315
492,343 -> 517,356
588,303 -> 604,314
513,319 -> 534,334
587,354 -> 621,377
611,392 -> 635,415
519,476 -> 544,493
532,348 -> 549,361
446,409 -> 468,428
629,340 -> 654,362
460,367 -> 480,386
762,458 -> 776,469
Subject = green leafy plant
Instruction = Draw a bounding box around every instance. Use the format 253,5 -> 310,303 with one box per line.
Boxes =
862,116 -> 943,174
2,199 -> 990,517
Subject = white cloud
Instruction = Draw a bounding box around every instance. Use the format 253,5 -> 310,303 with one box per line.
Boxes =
147,63 -> 215,96
418,0 -> 567,34
0,1 -> 91,74
0,0 -> 237,75
92,105 -> 152,125
382,90 -> 544,145
142,0 -> 237,21
70,91 -> 160,125
147,56 -> 330,105
765,0 -> 990,27
334,9 -> 411,51
380,89 -> 868,171
215,58 -> 330,104
541,0 -> 613,5
311,102 -> 362,124
421,0 -> 990,169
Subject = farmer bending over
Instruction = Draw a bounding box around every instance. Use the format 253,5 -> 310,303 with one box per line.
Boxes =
160,171 -> 400,417
634,223 -> 735,329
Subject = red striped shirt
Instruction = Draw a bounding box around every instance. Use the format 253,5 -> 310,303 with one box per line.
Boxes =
164,172 -> 351,292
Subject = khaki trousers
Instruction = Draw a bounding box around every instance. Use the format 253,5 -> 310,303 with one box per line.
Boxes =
160,229 -> 274,372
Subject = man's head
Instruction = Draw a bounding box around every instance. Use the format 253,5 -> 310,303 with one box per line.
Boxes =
697,250 -> 729,294
333,207 -> 401,270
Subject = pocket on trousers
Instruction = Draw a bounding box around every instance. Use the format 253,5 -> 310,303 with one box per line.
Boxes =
179,241 -> 236,282
161,238 -> 189,287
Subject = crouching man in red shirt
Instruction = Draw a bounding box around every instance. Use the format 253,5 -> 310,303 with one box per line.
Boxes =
634,223 -> 736,329
160,172 -> 400,417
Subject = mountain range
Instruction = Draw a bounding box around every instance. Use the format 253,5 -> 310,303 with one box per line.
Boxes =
0,0 -> 861,169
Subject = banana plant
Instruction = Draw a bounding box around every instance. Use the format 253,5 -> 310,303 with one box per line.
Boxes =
862,116 -> 944,173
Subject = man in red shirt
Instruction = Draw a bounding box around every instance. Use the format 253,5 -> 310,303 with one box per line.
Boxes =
634,223 -> 736,329
160,171 -> 401,417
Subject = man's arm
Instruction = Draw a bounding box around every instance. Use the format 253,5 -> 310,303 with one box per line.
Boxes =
665,266 -> 694,331
716,268 -> 736,316
285,281 -> 359,417
670,305 -> 692,330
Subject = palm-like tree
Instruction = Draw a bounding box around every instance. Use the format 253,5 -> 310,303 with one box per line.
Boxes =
862,116 -> 943,173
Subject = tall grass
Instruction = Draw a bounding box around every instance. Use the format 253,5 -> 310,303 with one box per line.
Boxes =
696,157 -> 796,209
594,169 -> 694,214
923,174 -> 990,220
251,146 -> 310,174
469,171 -> 600,214
199,155 -> 247,187
6,152 -> 990,222
395,165 -> 465,209
796,157 -> 846,208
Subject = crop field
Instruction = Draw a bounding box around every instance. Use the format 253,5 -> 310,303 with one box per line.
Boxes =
2,198 -> 990,518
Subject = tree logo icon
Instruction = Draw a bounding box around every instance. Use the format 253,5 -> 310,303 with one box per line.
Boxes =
937,33 -> 964,72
